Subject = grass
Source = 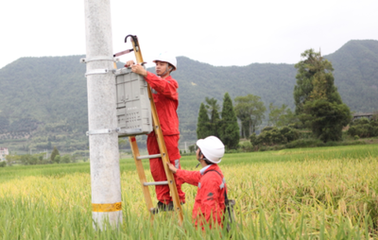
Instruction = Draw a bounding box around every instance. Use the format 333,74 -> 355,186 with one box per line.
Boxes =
1,144 -> 378,239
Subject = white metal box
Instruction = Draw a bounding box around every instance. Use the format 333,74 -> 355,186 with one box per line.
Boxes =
115,67 -> 153,137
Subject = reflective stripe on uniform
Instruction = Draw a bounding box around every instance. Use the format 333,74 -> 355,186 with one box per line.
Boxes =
220,178 -> 226,189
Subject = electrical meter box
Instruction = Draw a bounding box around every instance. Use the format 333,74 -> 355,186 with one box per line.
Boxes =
115,67 -> 153,137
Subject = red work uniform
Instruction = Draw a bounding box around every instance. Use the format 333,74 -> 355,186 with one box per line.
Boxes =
175,164 -> 226,229
144,71 -> 185,204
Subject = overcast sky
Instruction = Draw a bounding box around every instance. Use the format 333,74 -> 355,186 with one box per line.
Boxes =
0,0 -> 377,70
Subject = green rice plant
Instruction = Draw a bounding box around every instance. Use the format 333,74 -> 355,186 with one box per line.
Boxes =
0,144 -> 377,239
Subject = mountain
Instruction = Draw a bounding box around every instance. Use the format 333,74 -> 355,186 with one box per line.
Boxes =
325,40 -> 378,112
173,59 -> 297,140
0,56 -> 89,153
0,40 -> 377,153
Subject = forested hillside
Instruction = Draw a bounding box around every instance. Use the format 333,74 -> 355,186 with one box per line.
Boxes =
172,59 -> 297,140
0,40 -> 377,152
326,40 -> 378,112
0,56 -> 87,152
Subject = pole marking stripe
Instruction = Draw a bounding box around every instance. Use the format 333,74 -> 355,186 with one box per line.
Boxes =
92,202 -> 122,212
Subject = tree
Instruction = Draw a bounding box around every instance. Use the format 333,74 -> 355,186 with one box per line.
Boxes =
205,97 -> 221,137
54,155 -> 61,164
189,145 -> 195,153
21,154 -> 38,165
250,126 -> 299,147
294,49 -> 342,115
268,103 -> 296,127
294,49 -> 351,142
219,92 -> 240,149
348,117 -> 378,138
294,49 -> 323,115
50,146 -> 60,163
303,100 -> 351,142
196,103 -> 211,139
5,154 -> 19,166
118,138 -> 129,149
61,155 -> 71,163
234,94 -> 266,138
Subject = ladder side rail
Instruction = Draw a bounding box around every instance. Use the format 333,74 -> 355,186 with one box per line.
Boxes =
147,87 -> 183,224
128,136 -> 155,214
127,35 -> 183,225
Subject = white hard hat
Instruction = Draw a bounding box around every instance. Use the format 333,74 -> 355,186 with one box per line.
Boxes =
196,136 -> 225,164
153,52 -> 177,71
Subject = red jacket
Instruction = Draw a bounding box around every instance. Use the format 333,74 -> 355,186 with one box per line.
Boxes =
176,164 -> 226,229
144,72 -> 179,136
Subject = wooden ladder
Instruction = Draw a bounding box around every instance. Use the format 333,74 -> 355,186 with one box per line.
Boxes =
125,35 -> 183,225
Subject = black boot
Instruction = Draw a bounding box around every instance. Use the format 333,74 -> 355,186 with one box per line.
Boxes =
151,201 -> 174,214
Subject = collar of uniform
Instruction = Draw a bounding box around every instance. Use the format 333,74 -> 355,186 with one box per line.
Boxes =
200,164 -> 213,175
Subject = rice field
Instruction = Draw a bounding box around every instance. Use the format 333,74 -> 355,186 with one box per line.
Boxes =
1,144 -> 378,239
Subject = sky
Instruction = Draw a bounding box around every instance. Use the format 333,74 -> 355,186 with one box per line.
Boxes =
0,0 -> 377,70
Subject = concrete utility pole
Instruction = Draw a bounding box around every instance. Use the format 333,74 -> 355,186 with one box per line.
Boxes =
83,0 -> 122,229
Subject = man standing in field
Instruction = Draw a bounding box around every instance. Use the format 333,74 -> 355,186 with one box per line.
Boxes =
126,52 -> 185,211
167,136 -> 227,229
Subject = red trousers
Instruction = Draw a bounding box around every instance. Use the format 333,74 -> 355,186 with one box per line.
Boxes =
147,133 -> 185,204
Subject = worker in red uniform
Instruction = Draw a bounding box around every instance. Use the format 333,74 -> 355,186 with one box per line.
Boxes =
167,136 -> 226,229
126,52 -> 185,211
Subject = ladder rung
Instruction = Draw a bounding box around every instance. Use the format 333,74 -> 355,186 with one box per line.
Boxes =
143,181 -> 168,186
137,154 -> 162,160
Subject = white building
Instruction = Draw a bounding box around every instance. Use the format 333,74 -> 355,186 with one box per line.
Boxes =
0,147 -> 9,162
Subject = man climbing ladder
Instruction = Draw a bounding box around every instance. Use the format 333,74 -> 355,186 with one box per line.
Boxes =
126,52 -> 186,211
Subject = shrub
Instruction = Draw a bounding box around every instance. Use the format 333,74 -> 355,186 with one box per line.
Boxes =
188,145 -> 195,153
238,141 -> 253,152
250,133 -> 258,146
280,126 -> 300,142
348,117 -> 378,138
251,126 -> 300,147
285,139 -> 322,148
61,155 -> 71,164
226,149 -> 239,154
54,155 -> 61,164
256,127 -> 284,145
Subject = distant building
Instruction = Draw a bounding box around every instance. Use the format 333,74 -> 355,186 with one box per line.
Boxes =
0,147 -> 9,162
352,113 -> 375,121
